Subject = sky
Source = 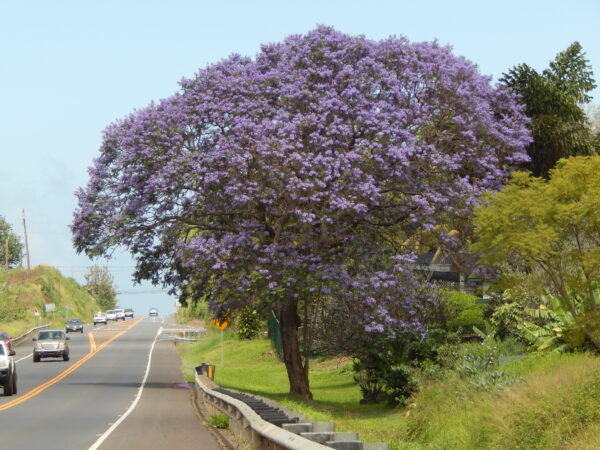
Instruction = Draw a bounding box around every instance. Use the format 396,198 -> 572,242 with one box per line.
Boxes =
1,0 -> 599,315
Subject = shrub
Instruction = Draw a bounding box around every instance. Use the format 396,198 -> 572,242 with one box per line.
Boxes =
384,365 -> 418,406
353,351 -> 419,406
0,302 -> 27,321
443,291 -> 486,333
209,413 -> 229,429
236,306 -> 262,340
490,302 -> 524,340
353,356 -> 387,404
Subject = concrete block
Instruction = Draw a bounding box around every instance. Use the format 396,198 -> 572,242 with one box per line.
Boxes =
300,432 -> 334,444
282,422 -> 313,434
325,441 -> 363,450
311,421 -> 336,432
301,432 -> 359,444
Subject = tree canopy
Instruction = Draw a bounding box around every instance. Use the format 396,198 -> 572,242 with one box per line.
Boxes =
0,216 -> 23,268
473,156 -> 600,331
84,265 -> 118,311
501,42 -> 597,178
72,26 -> 530,398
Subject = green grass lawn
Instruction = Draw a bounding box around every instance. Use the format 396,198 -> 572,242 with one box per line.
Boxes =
178,325 -> 600,449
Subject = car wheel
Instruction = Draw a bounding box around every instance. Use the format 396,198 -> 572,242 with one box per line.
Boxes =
33,353 -> 40,363
80,329 -> 83,333
12,372 -> 17,395
4,374 -> 14,396
63,353 -> 70,361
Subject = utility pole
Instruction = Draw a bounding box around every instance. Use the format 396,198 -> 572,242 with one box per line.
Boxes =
22,209 -> 30,271
4,237 -> 8,300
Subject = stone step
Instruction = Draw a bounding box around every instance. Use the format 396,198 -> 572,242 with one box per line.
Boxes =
300,431 -> 359,444
325,441 -> 363,450
282,422 -> 313,434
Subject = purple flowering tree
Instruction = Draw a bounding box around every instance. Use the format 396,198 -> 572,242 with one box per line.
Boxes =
72,27 -> 530,398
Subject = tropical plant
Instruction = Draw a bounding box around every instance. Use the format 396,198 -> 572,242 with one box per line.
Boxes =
473,157 -> 600,349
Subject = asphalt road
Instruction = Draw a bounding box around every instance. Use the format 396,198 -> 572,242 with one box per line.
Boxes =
0,316 -> 220,450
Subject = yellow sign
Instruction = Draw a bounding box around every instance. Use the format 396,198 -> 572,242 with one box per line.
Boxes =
211,315 -> 231,331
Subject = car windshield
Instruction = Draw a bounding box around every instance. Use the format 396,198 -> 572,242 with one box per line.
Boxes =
68,319 -> 81,324
106,310 -> 115,314
0,345 -> 4,355
0,332 -> 8,339
39,331 -> 63,340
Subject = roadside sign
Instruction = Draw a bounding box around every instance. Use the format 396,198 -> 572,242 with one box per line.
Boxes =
211,315 -> 231,331
45,303 -> 55,313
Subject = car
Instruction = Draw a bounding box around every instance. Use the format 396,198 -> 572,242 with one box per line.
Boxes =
149,307 -> 158,316
0,341 -> 17,396
0,331 -> 13,353
65,318 -> 84,333
32,329 -> 70,362
105,310 -> 117,321
93,312 -> 107,325
115,308 -> 126,321
124,308 -> 134,318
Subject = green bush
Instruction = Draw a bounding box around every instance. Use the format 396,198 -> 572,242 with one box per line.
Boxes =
384,365 -> 418,406
0,302 -> 27,321
444,291 -> 486,333
490,302 -> 524,340
209,413 -> 229,429
236,306 -> 262,340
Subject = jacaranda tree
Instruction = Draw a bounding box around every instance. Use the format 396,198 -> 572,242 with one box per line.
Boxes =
72,27 -> 530,398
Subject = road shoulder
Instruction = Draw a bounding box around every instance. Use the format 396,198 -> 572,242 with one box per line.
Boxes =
97,335 -> 221,450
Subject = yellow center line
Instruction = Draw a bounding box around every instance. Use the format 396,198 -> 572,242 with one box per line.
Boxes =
89,332 -> 96,352
0,317 -> 144,411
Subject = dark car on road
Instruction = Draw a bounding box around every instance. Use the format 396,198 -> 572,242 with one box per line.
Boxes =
33,330 -> 70,362
66,318 -> 84,333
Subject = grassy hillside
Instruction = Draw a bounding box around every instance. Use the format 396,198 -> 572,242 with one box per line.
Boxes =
0,265 -> 101,335
179,326 -> 600,449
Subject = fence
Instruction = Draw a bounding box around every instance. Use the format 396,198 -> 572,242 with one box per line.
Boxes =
267,310 -> 283,360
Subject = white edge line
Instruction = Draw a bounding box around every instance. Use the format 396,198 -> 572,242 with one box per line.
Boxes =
88,325 -> 163,450
16,353 -> 33,363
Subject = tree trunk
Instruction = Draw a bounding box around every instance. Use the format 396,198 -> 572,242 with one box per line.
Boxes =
278,301 -> 312,399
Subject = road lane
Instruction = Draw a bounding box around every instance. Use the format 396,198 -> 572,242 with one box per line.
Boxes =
0,318 -> 158,449
94,320 -> 220,450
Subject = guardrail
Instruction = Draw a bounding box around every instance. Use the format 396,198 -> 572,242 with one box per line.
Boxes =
195,372 -> 329,450
12,323 -> 51,346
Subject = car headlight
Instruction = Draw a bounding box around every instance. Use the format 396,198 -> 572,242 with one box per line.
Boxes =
35,343 -> 42,350
0,359 -> 8,369
58,343 -> 65,349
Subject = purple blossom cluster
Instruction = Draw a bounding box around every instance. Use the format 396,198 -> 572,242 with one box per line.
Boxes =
72,26 -> 530,336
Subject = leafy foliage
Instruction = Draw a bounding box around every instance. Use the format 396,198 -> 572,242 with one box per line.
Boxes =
84,265 -> 117,310
474,156 -> 600,350
490,302 -> 524,340
0,216 -> 23,268
236,306 -> 262,340
352,351 -> 418,406
501,42 -> 597,178
443,290 -> 486,333
72,27 -> 530,397
209,413 -> 229,429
